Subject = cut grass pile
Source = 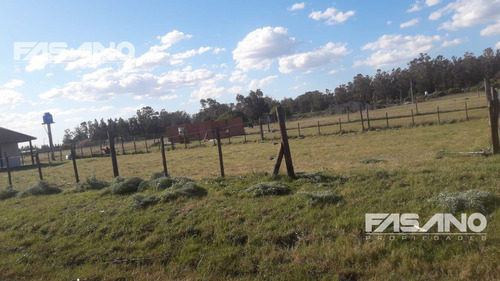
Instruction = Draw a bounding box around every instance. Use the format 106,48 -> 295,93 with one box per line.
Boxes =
246,181 -> 291,197
299,191 -> 343,206
0,186 -> 18,200
16,180 -> 61,198
429,189 -> 498,213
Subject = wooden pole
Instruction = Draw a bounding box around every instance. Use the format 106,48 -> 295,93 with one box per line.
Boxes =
465,102 -> 469,120
71,144 -> 79,183
385,112 -> 389,128
317,121 -> 321,135
59,149 -> 63,161
36,153 -> 43,180
273,106 -> 295,178
80,147 -> 83,158
215,127 -> 225,177
347,108 -> 350,122
411,109 -> 415,125
359,104 -> 365,131
485,79 -> 500,154
160,136 -> 168,176
5,154 -> 12,186
437,106 -> 441,124
366,106 -> 371,129
243,131 -> 247,143
29,140 -> 35,165
272,143 -> 284,175
108,130 -> 119,178
133,138 -> 137,154
145,139 -> 149,153
259,118 -> 264,141
415,100 -> 419,115
121,137 -> 126,155
297,123 -> 301,137
339,118 -> 342,132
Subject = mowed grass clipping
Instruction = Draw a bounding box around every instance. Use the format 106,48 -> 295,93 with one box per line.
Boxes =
0,96 -> 498,280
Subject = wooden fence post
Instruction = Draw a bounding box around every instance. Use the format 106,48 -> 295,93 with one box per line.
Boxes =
89,147 -> 93,157
485,79 -> 500,154
415,101 -> 419,115
29,140 -> 35,165
366,107 -> 371,129
36,153 -> 43,180
160,136 -> 168,176
317,121 -> 321,135
437,106 -> 441,124
5,154 -> 12,186
465,102 -> 469,120
411,109 -> 415,125
215,127 -> 225,177
108,130 -> 119,178
347,110 -> 350,123
145,139 -> 149,153
133,138 -> 137,154
80,147 -> 83,158
59,149 -> 63,161
71,144 -> 79,183
297,123 -> 301,137
385,112 -> 389,128
339,118 -> 342,132
273,106 -> 295,178
359,104 -> 365,131
121,137 -> 126,155
259,118 -> 264,141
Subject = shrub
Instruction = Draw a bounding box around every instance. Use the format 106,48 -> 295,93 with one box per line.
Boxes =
0,186 -> 18,200
161,181 -> 207,202
17,181 -> 61,198
132,194 -> 160,209
109,177 -> 143,195
246,181 -> 290,197
429,189 -> 498,213
300,191 -> 342,206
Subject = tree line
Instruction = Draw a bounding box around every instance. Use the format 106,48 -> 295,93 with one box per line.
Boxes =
62,47 -> 500,147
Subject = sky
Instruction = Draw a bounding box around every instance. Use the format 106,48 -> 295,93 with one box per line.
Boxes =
1,0 -> 500,146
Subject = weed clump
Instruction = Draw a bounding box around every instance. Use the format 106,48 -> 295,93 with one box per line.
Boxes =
17,181 -> 61,198
300,191 -> 342,206
0,186 -> 18,200
108,177 -> 143,195
429,189 -> 497,213
132,194 -> 160,209
161,181 -> 207,202
246,181 -> 290,197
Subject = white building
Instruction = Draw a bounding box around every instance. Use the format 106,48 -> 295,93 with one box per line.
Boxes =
0,127 -> 36,168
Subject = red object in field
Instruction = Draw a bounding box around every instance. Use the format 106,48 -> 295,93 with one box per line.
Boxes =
166,118 -> 245,143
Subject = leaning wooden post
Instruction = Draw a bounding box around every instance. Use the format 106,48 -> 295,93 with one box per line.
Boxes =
121,137 -> 126,155
5,154 -> 12,186
273,106 -> 296,178
465,102 -> 469,121
215,127 -> 225,177
160,136 -> 168,176
359,104 -> 365,131
71,144 -> 79,183
36,153 -> 43,180
107,129 -> 119,178
437,106 -> 441,124
385,112 -> 389,128
485,79 -> 500,154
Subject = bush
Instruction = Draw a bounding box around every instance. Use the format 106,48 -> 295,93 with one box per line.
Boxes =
17,181 -> 61,198
109,177 -> 143,195
161,181 -> 207,202
246,181 -> 291,197
132,194 -> 160,209
0,186 -> 18,200
300,191 -> 342,206
429,189 -> 498,213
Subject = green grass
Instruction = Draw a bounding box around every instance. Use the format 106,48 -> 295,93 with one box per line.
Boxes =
0,93 -> 499,280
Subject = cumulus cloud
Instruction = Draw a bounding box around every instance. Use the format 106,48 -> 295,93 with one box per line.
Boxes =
213,48 -> 226,54
408,1 -> 422,12
441,38 -> 464,47
426,0 -> 442,6
278,42 -> 349,74
248,75 -> 278,90
481,21 -> 500,36
233,26 -> 299,71
2,79 -> 24,89
229,70 -> 248,83
156,30 -> 193,50
0,79 -> 24,107
288,2 -> 305,11
429,0 -> 500,33
309,7 -> 355,25
355,34 -> 441,67
400,18 -> 420,28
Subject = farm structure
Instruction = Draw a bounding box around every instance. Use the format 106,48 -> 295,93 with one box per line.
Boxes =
166,118 -> 245,143
0,127 -> 36,168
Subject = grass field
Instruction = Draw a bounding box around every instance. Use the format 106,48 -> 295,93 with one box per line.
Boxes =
0,92 -> 499,280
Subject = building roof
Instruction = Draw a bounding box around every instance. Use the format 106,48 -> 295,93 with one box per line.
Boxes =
0,127 -> 37,144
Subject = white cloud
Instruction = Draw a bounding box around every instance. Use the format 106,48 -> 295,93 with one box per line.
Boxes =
400,18 -> 420,28
2,79 -> 24,89
46,73 -> 54,77
213,48 -> 226,54
309,7 -> 355,25
160,94 -> 179,101
278,42 -> 349,74
328,69 -> 338,75
495,41 -> 500,49
248,75 -> 278,90
408,1 -> 422,12
355,34 -> 441,67
387,21 -> 392,25
229,70 -> 248,83
481,21 -> 500,36
121,49 -> 172,73
429,0 -> 500,33
288,2 -> 305,11
441,38 -> 464,47
156,30 -> 192,50
26,53 -> 52,71
233,26 -> 298,71
0,89 -> 24,107
426,0 -> 442,6
172,46 -> 212,60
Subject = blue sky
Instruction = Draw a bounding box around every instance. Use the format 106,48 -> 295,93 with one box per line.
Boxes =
1,0 -> 499,145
